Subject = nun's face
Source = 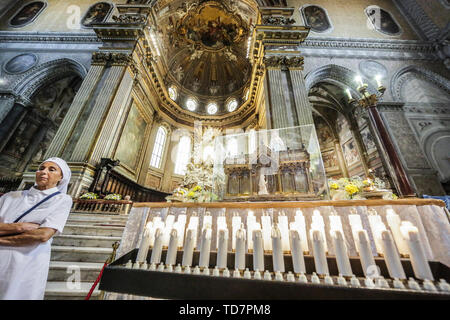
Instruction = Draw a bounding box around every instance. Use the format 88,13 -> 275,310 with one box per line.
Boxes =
35,161 -> 63,190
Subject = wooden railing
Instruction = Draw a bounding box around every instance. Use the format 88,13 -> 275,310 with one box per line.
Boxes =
90,167 -> 171,203
72,199 -> 133,215
0,177 -> 22,194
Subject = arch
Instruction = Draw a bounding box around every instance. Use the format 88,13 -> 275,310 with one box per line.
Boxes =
305,64 -> 379,101
422,129 -> 450,182
12,58 -> 87,104
390,65 -> 450,103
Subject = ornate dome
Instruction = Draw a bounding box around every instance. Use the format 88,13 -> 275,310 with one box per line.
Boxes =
156,0 -> 258,116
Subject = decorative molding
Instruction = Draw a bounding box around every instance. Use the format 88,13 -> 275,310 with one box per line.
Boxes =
0,31 -> 101,44
262,16 -> 296,26
111,13 -> 148,24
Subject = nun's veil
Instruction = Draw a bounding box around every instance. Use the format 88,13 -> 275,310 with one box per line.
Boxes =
39,157 -> 72,194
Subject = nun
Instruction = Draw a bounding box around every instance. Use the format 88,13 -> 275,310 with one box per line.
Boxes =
0,157 -> 73,300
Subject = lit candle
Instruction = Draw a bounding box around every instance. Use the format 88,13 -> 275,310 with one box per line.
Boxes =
216,228 -> 229,269
252,228 -> 265,272
150,227 -> 164,264
278,212 -> 290,252
355,75 -> 364,87
356,230 -> 377,277
311,229 -> 329,276
152,215 -> 162,225
202,211 -> 212,232
216,214 -> 227,249
289,229 -> 306,274
375,74 -> 382,87
176,214 -> 187,248
187,214 -> 199,249
182,228 -> 195,267
367,209 -> 385,255
232,213 -> 242,251
165,214 -> 175,230
294,210 -> 309,253
199,226 -> 212,268
311,210 -> 327,253
380,230 -> 406,279
247,211 -> 256,252
261,212 -> 272,252
165,228 -> 178,266
346,88 -> 352,100
235,224 -> 246,270
400,222 -> 434,281
331,229 -> 353,277
271,225 -> 285,273
386,209 -> 409,257
136,222 -> 153,263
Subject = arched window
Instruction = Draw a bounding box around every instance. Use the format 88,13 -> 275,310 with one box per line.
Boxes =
10,1 -> 46,27
81,2 -> 113,27
150,126 -> 167,169
301,5 -> 332,33
365,6 -> 401,36
174,135 -> 192,175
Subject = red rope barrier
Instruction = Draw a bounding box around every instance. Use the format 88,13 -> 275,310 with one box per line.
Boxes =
85,261 -> 108,300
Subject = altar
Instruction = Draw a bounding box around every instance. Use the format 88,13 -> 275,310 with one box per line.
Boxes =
100,198 -> 450,300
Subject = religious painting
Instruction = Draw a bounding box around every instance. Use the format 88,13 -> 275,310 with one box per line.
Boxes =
316,122 -> 334,147
115,102 -> 147,171
302,5 -> 332,33
3,53 -> 38,74
81,2 -> 112,27
336,114 -> 352,143
360,127 -> 377,155
342,139 -> 360,167
365,6 -> 401,35
322,149 -> 339,171
10,2 -> 46,27
179,4 -> 246,49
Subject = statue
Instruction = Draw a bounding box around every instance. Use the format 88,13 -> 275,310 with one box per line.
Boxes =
258,173 -> 269,195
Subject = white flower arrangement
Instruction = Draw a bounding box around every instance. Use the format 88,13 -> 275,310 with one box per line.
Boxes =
104,193 -> 122,201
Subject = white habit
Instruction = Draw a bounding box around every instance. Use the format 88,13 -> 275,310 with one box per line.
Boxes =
0,187 -> 72,300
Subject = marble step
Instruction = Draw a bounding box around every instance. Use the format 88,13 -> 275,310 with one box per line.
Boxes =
51,245 -> 113,263
44,281 -> 101,300
68,213 -> 129,221
65,220 -> 126,228
62,224 -> 125,237
52,234 -> 122,248
47,261 -> 104,282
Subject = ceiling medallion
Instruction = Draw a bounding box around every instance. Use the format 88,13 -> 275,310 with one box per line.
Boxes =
178,1 -> 248,51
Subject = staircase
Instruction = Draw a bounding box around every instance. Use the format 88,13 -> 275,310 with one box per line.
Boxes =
44,212 -> 128,300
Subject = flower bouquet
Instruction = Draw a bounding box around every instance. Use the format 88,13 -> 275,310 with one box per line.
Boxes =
328,176 -> 397,200
104,193 -> 122,201
79,192 -> 99,200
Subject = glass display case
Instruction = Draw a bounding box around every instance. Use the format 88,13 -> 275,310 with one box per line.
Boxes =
212,125 -> 329,201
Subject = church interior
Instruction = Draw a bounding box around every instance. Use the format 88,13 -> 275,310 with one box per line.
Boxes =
0,0 -> 450,300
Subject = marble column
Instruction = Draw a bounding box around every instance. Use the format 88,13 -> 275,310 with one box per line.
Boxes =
44,63 -> 104,158
70,64 -> 126,162
289,67 -> 314,126
0,102 -> 28,153
0,94 -> 15,124
334,140 -> 349,178
89,69 -> 134,164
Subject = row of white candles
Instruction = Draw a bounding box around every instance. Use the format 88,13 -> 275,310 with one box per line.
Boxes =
136,208 -> 434,281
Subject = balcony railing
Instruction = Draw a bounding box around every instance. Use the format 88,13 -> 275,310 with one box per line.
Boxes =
72,199 -> 133,215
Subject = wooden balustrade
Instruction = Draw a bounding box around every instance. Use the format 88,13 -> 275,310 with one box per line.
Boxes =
72,199 -> 133,215
90,167 -> 171,203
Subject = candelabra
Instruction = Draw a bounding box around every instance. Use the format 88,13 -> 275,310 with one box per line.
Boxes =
346,75 -> 415,197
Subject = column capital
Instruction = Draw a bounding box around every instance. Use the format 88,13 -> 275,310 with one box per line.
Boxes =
91,52 -> 133,66
263,55 -> 304,70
